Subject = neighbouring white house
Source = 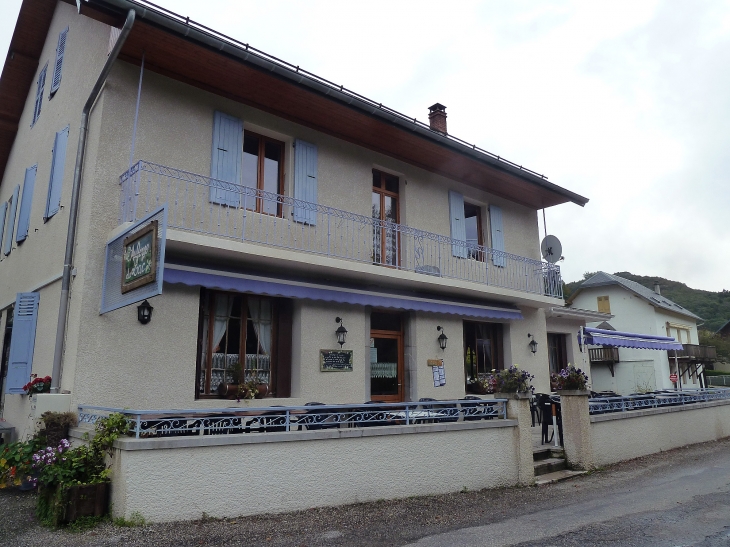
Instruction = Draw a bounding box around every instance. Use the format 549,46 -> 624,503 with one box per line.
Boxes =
0,0 -> 591,520
568,272 -> 717,394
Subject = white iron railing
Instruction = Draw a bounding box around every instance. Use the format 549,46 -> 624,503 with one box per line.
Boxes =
120,161 -> 563,298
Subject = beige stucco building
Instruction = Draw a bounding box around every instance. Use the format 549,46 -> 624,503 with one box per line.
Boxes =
0,2 -> 592,515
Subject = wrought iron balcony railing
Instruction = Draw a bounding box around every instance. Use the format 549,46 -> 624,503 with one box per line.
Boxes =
588,388 -> 730,415
119,161 -> 563,298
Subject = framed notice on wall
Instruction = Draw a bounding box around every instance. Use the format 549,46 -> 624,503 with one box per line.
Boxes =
320,349 -> 354,372
121,220 -> 158,294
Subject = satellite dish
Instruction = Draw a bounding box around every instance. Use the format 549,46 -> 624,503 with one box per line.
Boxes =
541,235 -> 562,264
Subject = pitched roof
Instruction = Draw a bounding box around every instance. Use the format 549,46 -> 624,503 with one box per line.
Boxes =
569,272 -> 702,321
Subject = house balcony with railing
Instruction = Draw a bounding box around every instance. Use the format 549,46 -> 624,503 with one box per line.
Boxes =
672,344 -> 717,363
119,161 -> 563,301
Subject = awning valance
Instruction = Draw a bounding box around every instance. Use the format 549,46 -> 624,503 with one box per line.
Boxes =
581,327 -> 683,351
164,264 -> 523,321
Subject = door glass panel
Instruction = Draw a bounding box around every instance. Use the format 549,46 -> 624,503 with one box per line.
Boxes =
210,294 -> 242,393
371,337 -> 399,397
372,192 -> 382,264
242,135 -> 259,210
245,297 -> 273,384
262,142 -> 280,215
384,195 -> 397,266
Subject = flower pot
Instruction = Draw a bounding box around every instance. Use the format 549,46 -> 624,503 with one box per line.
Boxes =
255,384 -> 269,399
217,383 -> 240,399
467,383 -> 488,395
44,424 -> 70,448
61,482 -> 109,524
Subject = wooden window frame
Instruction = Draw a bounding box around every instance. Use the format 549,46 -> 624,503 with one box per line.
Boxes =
597,296 -> 611,314
243,130 -> 286,216
372,170 -> 400,267
195,289 -> 291,399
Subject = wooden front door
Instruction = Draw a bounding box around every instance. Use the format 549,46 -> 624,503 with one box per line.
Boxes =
370,312 -> 404,402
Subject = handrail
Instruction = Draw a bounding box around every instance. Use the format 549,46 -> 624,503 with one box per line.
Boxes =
119,161 -> 564,298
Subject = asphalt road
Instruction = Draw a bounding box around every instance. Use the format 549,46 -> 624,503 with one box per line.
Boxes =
2,437 -> 729,546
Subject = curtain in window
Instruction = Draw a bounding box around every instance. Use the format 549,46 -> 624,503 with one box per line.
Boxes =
248,297 -> 272,355
213,294 -> 234,351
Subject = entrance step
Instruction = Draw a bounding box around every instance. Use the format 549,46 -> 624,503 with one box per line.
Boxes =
532,447 -> 564,461
533,457 -> 566,476
534,469 -> 588,486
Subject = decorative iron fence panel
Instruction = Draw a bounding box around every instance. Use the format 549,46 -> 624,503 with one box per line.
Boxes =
588,388 -> 730,415
119,161 -> 563,298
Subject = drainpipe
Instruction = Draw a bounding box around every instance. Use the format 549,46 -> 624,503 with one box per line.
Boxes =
50,9 -> 136,393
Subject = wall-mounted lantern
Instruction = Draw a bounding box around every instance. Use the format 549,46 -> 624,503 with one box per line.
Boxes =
528,333 -> 538,354
335,317 -> 348,347
137,299 -> 153,325
437,326 -> 448,351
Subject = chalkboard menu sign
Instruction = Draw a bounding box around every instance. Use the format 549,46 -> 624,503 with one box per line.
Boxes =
121,220 -> 158,294
320,349 -> 353,372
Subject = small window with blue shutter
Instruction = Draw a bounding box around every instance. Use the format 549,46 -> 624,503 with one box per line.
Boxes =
489,204 -> 506,267
16,165 -> 37,243
50,27 -> 69,97
210,111 -> 243,207
31,63 -> 47,127
0,201 -> 7,254
3,185 -> 19,256
45,125 -> 70,220
293,139 -> 318,225
4,292 -> 40,394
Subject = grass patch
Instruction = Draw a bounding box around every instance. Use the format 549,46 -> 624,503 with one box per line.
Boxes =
113,511 -> 146,527
65,515 -> 110,533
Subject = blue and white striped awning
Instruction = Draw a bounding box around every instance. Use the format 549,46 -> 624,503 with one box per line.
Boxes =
580,327 -> 683,351
164,263 -> 523,321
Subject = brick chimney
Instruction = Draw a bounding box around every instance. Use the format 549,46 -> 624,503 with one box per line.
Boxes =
654,281 -> 661,295
428,103 -> 447,134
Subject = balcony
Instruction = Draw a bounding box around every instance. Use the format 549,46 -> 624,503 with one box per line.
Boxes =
588,346 -> 620,376
119,161 -> 563,299
672,344 -> 717,362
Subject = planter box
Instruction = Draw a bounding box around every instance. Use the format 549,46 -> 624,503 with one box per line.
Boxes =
62,482 -> 109,523
494,392 -> 531,400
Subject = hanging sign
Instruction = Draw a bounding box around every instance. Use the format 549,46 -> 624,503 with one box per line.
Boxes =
121,220 -> 158,293
320,349 -> 353,372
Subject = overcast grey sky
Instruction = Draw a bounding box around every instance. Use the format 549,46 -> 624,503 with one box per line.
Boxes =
1,1 -> 728,290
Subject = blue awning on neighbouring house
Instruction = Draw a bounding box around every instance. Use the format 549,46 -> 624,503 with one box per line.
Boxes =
581,327 -> 683,351
164,264 -> 524,321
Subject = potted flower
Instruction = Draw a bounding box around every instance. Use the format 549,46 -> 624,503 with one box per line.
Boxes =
551,363 -> 589,391
237,380 -> 258,402
40,412 -> 77,448
0,435 -> 45,490
22,375 -> 52,396
33,412 -> 130,526
493,365 -> 534,397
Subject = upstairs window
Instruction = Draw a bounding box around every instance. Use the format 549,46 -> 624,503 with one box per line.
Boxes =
597,296 -> 611,314
31,63 -> 48,126
242,132 -> 284,215
464,202 -> 483,260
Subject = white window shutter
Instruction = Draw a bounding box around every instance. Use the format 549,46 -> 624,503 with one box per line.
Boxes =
16,165 -> 37,243
293,139 -> 318,225
489,204 -> 506,267
3,185 -> 19,256
210,111 -> 243,207
50,27 -> 69,95
448,190 -> 466,258
5,292 -> 40,394
45,126 -> 70,220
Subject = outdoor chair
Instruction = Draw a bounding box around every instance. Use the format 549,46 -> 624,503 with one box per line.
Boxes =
460,396 -> 497,421
417,398 -> 459,423
298,402 -> 341,431
246,406 -> 289,433
355,401 -> 391,427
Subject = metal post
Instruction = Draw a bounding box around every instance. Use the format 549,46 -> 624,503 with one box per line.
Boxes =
128,52 -> 145,171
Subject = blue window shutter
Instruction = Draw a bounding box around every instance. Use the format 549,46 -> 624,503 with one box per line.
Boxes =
50,27 -> 69,96
16,165 -> 37,243
448,190 -> 466,258
210,111 -> 243,207
5,293 -> 40,394
3,185 -> 19,256
32,63 -> 47,126
293,139 -> 318,225
45,125 -> 70,220
489,204 -> 506,267
0,201 -> 7,253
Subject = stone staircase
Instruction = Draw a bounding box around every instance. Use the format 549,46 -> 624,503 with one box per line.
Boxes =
533,447 -> 587,485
